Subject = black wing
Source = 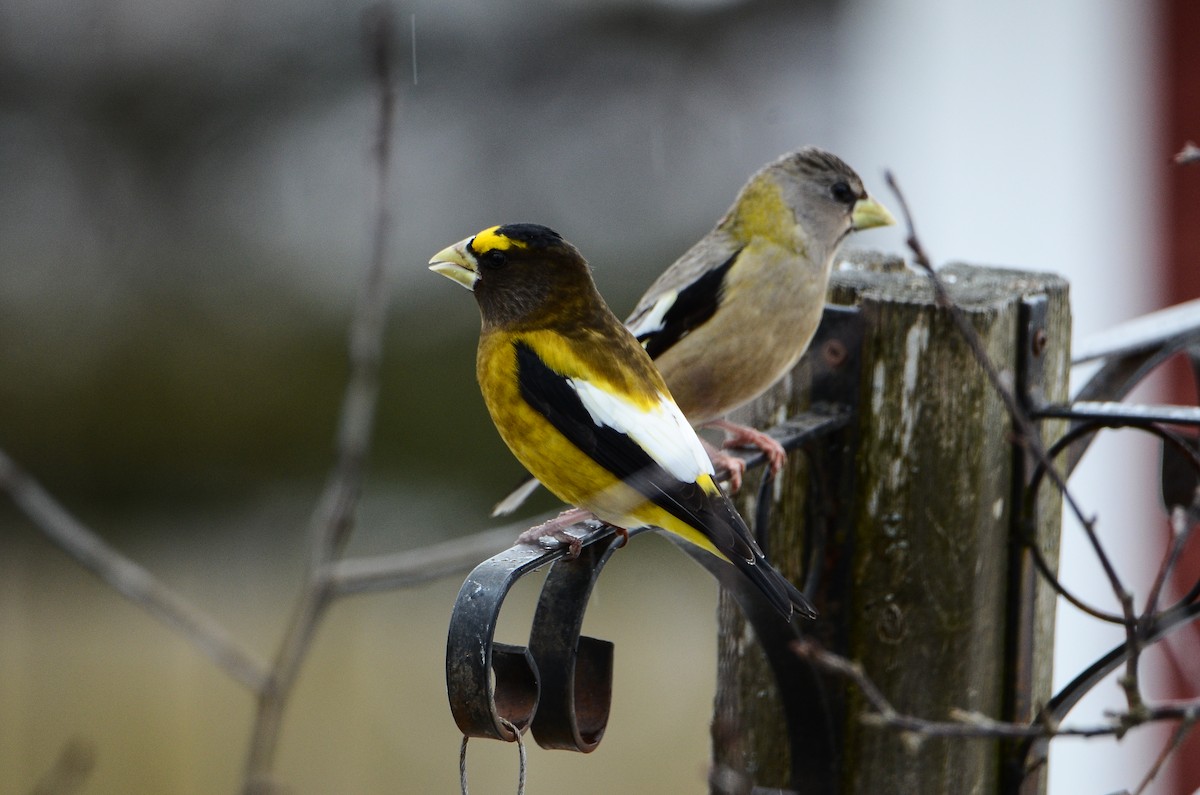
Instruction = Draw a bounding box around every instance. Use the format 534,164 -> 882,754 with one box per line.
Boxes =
635,250 -> 739,360
515,340 -> 720,536
514,340 -> 813,620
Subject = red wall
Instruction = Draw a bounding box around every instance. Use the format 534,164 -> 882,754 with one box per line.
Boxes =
1161,0 -> 1200,790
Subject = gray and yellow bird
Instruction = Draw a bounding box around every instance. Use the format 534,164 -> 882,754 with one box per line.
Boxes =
625,146 -> 894,482
495,147 -> 893,514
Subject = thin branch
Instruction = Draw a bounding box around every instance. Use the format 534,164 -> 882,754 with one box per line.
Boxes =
1144,494 -> 1200,617
328,522 -> 538,596
793,640 -> 1200,741
0,449 -> 269,691
317,1 -> 398,564
1131,711 -> 1197,795
1174,141 -> 1200,165
883,172 -> 1091,537
884,171 -> 1144,713
241,8 -> 400,790
30,737 -> 96,795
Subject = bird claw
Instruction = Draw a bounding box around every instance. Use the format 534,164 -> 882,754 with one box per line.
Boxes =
612,526 -> 630,549
515,507 -> 590,559
709,419 -> 787,475
706,447 -> 746,492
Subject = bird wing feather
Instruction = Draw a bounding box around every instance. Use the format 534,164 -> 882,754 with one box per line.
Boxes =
514,337 -> 811,619
625,234 -> 743,353
512,339 -> 757,563
626,248 -> 741,360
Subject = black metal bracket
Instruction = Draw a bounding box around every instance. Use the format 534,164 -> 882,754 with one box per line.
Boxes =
1026,297 -> 1200,474
1007,297 -> 1200,787
445,517 -> 629,747
445,305 -> 864,758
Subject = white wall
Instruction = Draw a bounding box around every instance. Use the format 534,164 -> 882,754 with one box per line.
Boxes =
836,2 -> 1168,792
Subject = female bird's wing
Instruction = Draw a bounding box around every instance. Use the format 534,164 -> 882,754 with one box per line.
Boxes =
625,236 -> 742,360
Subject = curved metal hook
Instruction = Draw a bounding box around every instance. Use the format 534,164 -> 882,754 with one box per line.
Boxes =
445,544 -> 545,741
1022,418 -> 1200,625
444,304 -> 863,761
446,517 -> 648,750
528,532 -> 633,751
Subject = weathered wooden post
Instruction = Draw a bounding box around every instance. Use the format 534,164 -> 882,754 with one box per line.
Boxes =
711,255 -> 1070,795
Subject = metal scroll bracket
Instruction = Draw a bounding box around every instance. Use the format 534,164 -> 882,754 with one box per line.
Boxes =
445,305 -> 863,755
445,517 -> 631,749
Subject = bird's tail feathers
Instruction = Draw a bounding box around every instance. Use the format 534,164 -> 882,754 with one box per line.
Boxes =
728,549 -> 818,621
676,487 -> 817,622
590,464 -> 817,621
492,475 -> 541,517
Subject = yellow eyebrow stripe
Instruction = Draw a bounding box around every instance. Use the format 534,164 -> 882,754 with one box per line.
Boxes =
471,226 -> 529,253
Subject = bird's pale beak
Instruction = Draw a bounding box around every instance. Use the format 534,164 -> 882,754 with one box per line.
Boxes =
851,196 -> 897,231
428,237 -> 479,291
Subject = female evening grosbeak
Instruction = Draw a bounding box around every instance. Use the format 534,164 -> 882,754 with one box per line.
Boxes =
493,147 -> 893,515
625,147 -> 894,482
429,223 -> 815,621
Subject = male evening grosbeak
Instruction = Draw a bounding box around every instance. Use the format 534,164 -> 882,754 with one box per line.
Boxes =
429,223 -> 815,621
493,147 -> 894,515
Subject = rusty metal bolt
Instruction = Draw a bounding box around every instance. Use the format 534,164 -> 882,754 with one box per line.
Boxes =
1031,328 -> 1048,357
823,338 -> 847,367
876,602 -> 907,644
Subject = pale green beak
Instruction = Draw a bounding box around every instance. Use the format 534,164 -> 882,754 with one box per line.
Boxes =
428,237 -> 479,291
851,196 -> 897,231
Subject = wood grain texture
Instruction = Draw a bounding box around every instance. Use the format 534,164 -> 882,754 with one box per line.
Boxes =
711,254 -> 1070,795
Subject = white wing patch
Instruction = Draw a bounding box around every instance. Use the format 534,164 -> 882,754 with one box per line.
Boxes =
626,290 -> 678,339
569,379 -> 714,484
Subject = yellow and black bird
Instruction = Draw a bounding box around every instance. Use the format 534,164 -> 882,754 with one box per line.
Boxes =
625,147 -> 894,482
429,223 -> 815,621
492,148 -> 894,515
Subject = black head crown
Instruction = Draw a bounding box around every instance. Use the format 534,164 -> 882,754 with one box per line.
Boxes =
465,223 -> 598,327
489,224 -> 564,248
467,223 -> 567,262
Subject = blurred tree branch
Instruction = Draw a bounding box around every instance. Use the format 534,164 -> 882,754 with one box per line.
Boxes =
793,639 -> 1200,742
1174,141 -> 1200,165
0,449 -> 269,691
0,5 -> 523,792
30,737 -> 96,795
241,6 -> 400,792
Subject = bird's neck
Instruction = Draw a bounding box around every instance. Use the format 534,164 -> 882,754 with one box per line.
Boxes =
480,282 -> 610,336
723,179 -> 805,255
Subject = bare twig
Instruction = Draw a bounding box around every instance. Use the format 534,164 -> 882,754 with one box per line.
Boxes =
1131,711 -> 1197,795
884,171 -> 1145,714
1144,495 -> 1200,617
793,640 -> 1200,741
329,521 -> 542,596
30,737 -> 96,795
0,449 -> 269,691
319,0 -> 398,564
1174,141 -> 1200,165
241,7 -> 400,790
883,172 -> 1091,535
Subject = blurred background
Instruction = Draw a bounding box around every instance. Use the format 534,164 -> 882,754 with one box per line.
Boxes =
1,0 -> 1197,792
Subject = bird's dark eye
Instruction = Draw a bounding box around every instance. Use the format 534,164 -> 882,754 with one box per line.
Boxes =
830,181 -> 857,205
479,250 -> 507,269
